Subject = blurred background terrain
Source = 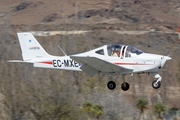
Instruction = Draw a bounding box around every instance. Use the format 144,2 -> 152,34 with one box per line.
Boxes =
0,0 -> 180,119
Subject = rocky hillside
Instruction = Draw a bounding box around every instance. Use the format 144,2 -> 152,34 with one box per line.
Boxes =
0,0 -> 179,26
0,0 -> 180,120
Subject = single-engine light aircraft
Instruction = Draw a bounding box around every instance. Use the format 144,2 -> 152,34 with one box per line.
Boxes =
8,32 -> 172,91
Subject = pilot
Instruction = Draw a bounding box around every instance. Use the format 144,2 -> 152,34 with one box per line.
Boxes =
112,48 -> 120,57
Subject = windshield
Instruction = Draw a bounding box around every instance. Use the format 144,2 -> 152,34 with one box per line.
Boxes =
126,46 -> 143,55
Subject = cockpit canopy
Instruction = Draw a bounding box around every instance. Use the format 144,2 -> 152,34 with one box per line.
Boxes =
126,45 -> 143,55
107,44 -> 143,58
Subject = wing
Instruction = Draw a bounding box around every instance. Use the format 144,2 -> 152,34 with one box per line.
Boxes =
70,56 -> 133,76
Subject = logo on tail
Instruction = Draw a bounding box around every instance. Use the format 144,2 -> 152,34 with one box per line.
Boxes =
29,47 -> 40,50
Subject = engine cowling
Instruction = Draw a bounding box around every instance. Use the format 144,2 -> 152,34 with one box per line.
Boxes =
160,57 -> 167,68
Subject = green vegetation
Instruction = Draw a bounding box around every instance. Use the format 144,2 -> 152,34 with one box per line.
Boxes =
136,99 -> 149,120
83,102 -> 103,120
153,103 -> 167,119
177,60 -> 180,83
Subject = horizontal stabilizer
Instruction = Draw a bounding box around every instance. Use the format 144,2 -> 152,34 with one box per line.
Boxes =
7,60 -> 26,63
7,60 -> 34,67
7,60 -> 33,63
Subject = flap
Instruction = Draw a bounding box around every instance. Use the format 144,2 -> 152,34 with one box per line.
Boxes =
80,65 -> 98,76
70,56 -> 133,74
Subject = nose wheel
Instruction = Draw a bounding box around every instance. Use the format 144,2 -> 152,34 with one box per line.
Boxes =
152,73 -> 162,89
152,80 -> 161,89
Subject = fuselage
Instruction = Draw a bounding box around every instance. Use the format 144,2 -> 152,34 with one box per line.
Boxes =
31,44 -> 170,75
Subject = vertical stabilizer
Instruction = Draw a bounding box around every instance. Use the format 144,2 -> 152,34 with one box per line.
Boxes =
17,32 -> 51,60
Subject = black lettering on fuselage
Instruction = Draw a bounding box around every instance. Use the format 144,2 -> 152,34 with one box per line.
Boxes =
74,61 -> 79,67
57,60 -> 61,67
53,59 -> 79,68
53,60 -> 57,67
64,60 -> 69,67
69,60 -> 74,67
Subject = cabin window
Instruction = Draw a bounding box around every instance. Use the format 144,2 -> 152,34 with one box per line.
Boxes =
95,49 -> 104,55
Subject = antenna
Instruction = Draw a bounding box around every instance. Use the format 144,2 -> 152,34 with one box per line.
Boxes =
58,45 -> 67,56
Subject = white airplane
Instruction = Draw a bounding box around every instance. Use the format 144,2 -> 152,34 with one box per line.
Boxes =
8,32 -> 172,91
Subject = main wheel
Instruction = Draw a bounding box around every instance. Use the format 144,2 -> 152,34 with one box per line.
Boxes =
107,81 -> 116,90
121,82 -> 130,91
152,80 -> 161,89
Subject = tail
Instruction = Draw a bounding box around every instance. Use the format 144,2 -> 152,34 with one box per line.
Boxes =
17,32 -> 51,61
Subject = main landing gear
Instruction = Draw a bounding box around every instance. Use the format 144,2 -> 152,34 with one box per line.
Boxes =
107,74 -> 116,90
107,74 -> 130,91
121,75 -> 130,91
107,81 -> 116,90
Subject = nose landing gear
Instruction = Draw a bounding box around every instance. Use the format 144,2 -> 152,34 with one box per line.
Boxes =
152,80 -> 161,89
152,73 -> 162,89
